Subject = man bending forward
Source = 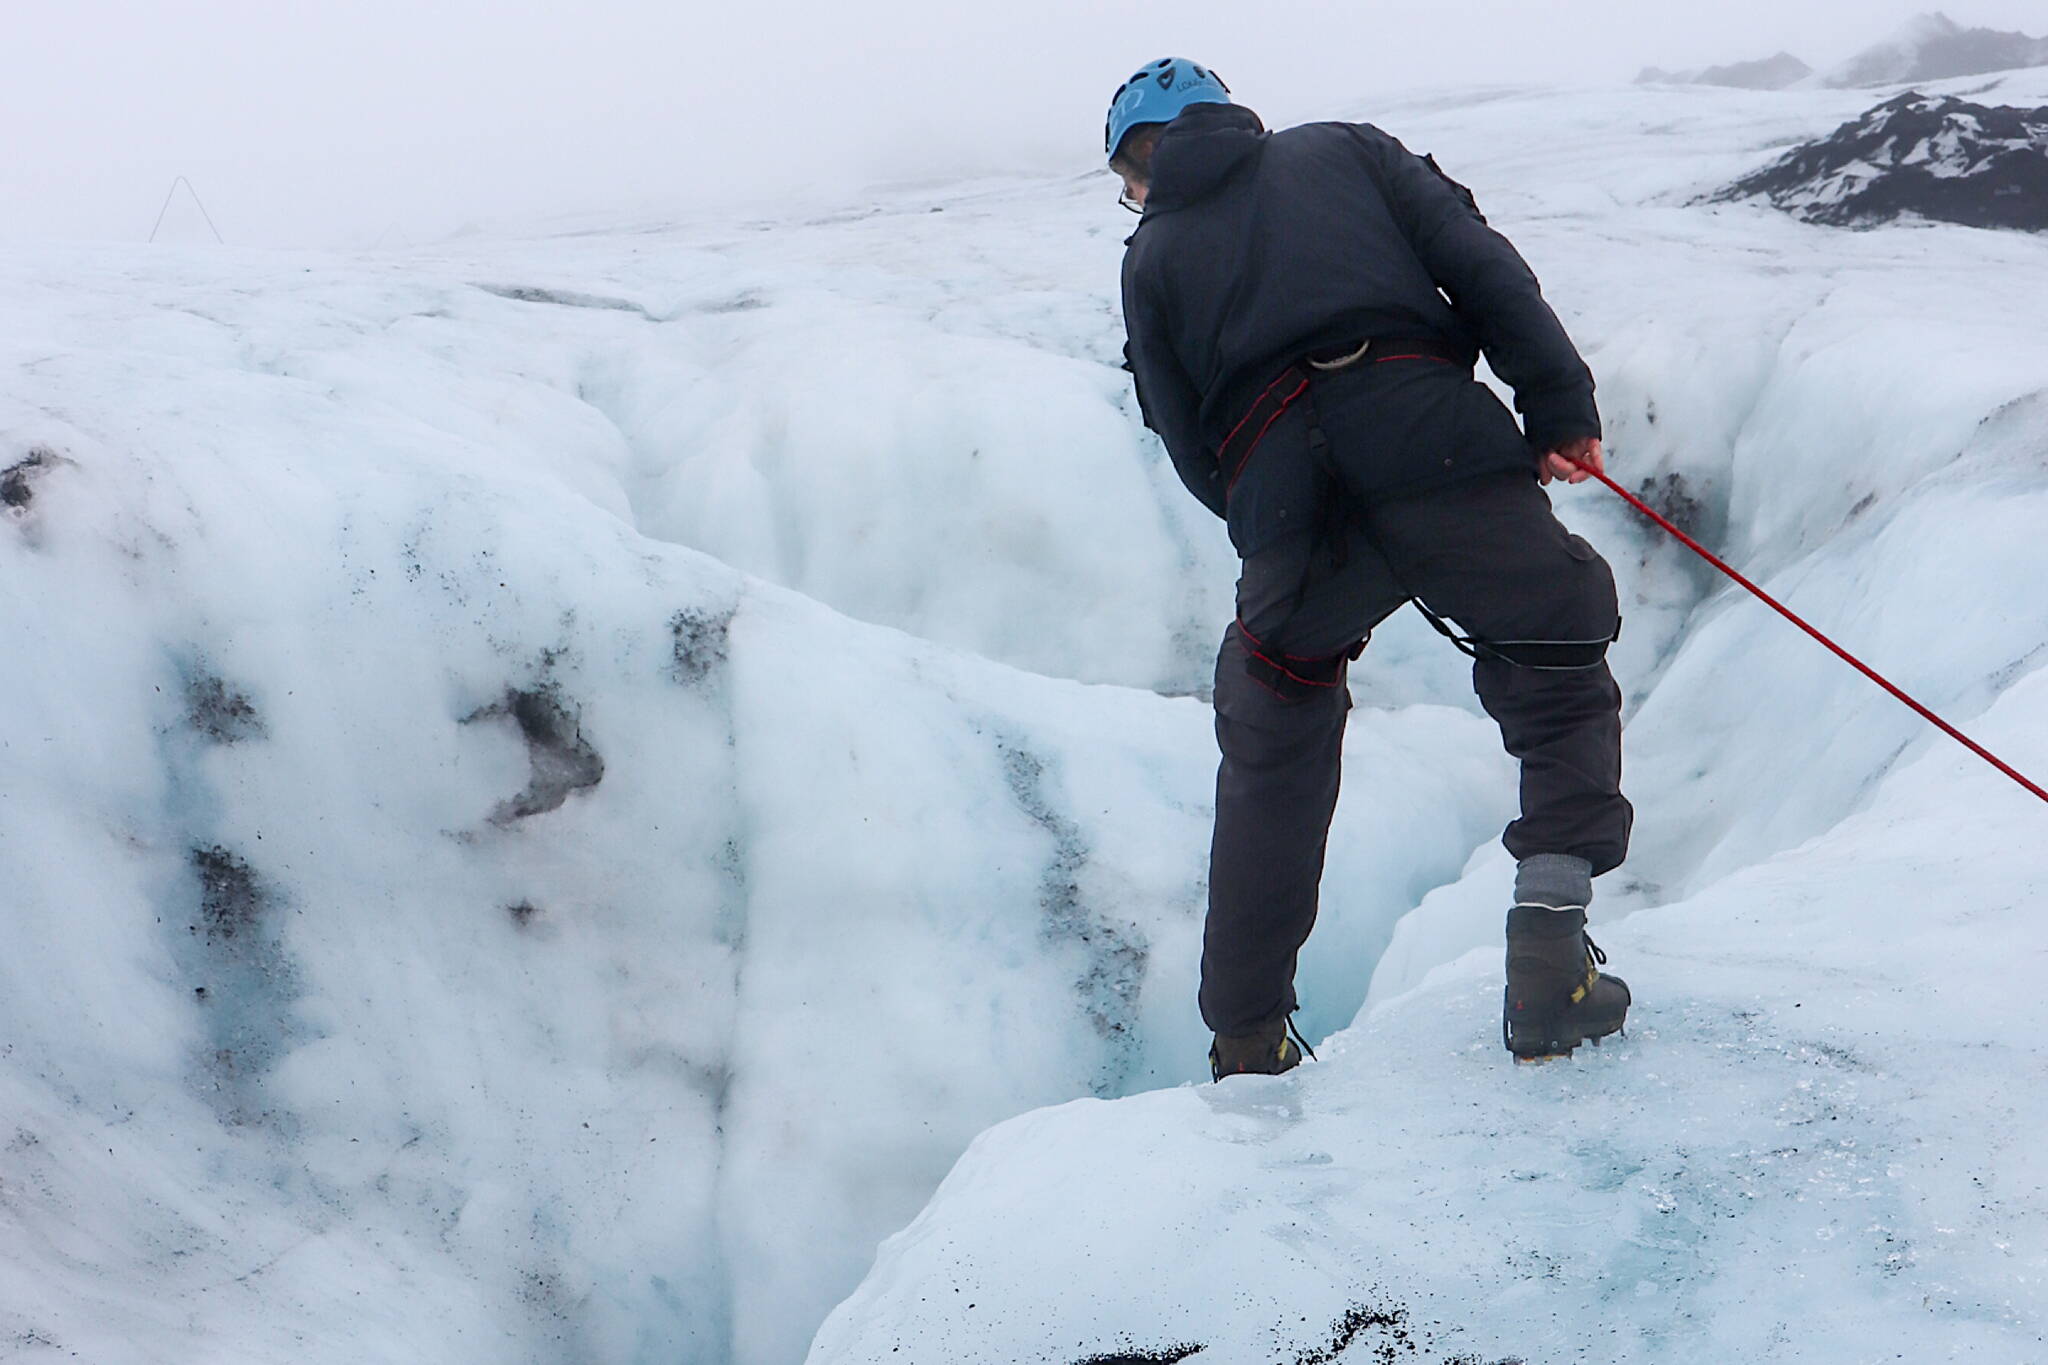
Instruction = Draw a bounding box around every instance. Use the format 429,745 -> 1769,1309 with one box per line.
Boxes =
1106,60 -> 1634,1076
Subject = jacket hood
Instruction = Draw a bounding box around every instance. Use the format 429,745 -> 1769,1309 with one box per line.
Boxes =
1145,103 -> 1267,215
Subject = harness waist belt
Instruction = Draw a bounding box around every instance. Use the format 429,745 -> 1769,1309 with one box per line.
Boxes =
1218,338 -> 1475,489
1305,336 -> 1475,371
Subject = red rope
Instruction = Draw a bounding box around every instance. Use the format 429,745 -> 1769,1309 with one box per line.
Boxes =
1586,466 -> 2048,807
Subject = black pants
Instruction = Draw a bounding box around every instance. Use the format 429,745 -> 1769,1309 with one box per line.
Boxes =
1201,470 -> 1632,1036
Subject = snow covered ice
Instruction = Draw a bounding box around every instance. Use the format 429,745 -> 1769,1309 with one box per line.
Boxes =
0,140 -> 1504,1364
6,63 -> 2048,1365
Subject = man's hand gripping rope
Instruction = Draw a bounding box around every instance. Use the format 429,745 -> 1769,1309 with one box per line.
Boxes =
1541,436 -> 1604,487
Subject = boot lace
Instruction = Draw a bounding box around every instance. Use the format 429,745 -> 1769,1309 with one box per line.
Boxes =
1286,1012 -> 1319,1063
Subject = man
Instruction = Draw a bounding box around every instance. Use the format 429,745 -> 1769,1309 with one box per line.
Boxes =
1106,60 -> 1634,1076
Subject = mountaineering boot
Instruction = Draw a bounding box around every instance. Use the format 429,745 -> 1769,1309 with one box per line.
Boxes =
1210,1014 -> 1313,1082
1503,905 -> 1630,1062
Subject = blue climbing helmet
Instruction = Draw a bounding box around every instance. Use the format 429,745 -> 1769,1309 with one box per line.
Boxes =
1105,58 -> 1233,162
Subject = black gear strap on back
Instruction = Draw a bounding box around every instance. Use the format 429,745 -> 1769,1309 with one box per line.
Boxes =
1411,599 -> 1620,671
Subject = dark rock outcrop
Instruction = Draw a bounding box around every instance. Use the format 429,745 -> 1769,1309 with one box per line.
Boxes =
1710,91 -> 2048,231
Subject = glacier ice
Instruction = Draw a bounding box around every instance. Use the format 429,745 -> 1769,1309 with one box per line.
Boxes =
0,209 -> 1502,1364
6,66 -> 2048,1365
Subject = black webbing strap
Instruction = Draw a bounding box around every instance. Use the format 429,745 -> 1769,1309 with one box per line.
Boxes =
1239,620 -> 1367,702
1411,599 -> 1621,671
1219,364 -> 1312,492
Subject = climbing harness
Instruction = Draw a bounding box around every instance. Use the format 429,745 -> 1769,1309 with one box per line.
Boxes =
1224,338 -> 1508,698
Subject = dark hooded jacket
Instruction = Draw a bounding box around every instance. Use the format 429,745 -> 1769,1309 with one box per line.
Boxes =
1120,103 -> 1601,541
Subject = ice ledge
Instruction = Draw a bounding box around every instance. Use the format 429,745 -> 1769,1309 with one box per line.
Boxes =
807,679 -> 2048,1363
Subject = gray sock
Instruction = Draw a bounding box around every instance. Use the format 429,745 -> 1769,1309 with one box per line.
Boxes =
1514,854 -> 1593,911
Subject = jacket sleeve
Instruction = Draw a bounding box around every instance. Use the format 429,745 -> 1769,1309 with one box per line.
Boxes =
1358,129 -> 1602,451
1121,253 -> 1226,519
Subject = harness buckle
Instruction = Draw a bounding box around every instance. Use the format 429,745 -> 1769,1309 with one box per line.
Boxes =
1307,339 -> 1374,372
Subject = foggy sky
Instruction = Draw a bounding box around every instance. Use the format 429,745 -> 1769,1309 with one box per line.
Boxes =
5,1 -> 2046,247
